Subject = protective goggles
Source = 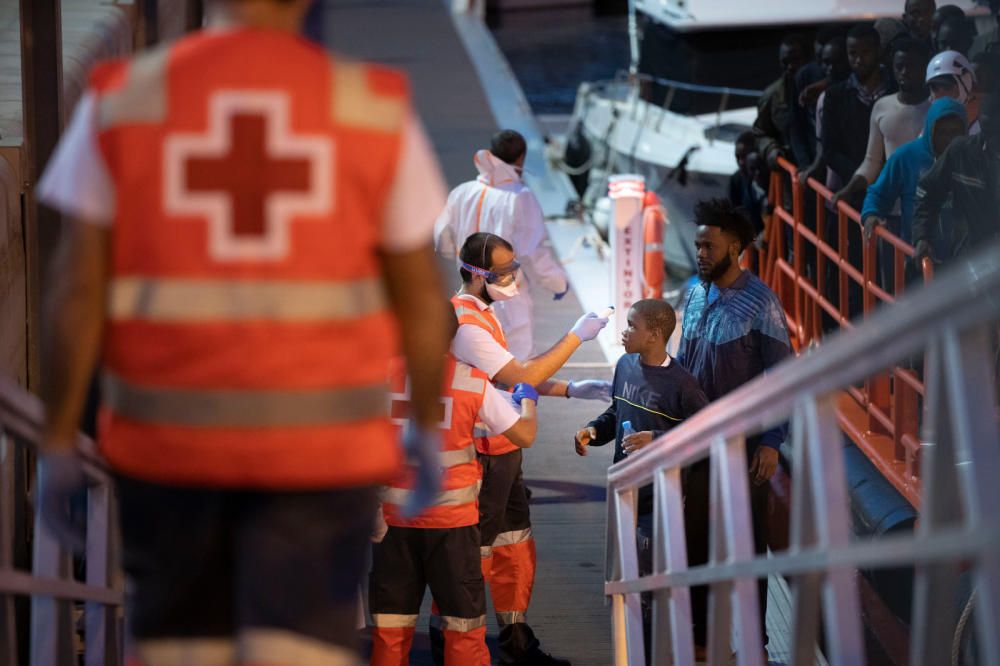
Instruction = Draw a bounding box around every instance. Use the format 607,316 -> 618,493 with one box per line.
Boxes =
461,260 -> 521,285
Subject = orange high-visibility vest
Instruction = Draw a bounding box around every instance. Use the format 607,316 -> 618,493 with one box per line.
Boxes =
91,29 -> 411,488
450,295 -> 519,456
382,355 -> 487,528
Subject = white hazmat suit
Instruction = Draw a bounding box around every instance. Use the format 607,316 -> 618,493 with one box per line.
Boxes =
435,150 -> 569,358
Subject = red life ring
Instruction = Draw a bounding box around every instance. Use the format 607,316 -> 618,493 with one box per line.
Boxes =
642,191 -> 666,299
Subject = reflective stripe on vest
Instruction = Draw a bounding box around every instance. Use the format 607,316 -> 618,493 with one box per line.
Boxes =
380,481 -> 478,509
332,61 -> 405,132
450,296 -> 517,456
92,33 -> 409,488
454,306 -> 497,333
108,276 -> 387,322
103,373 -> 388,427
440,446 -> 477,468
383,356 -> 485,528
97,46 -> 168,129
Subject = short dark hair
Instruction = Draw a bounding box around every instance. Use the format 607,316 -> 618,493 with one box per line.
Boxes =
735,131 -> 756,152
847,23 -> 881,47
694,198 -> 755,251
816,24 -> 847,47
631,299 -> 677,342
891,36 -> 930,62
458,232 -> 514,283
781,33 -> 811,54
934,4 -> 966,23
939,15 -> 974,42
490,130 -> 527,165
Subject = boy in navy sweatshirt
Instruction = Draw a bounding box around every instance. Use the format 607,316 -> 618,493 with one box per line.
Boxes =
574,298 -> 709,662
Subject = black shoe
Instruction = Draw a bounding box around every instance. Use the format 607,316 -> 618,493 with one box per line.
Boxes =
520,648 -> 571,666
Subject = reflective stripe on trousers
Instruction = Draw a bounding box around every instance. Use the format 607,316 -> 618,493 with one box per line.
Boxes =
108,276 -> 387,322
380,482 -> 478,509
371,613 -> 419,628
133,639 -> 234,666
242,628 -> 360,665
496,610 -> 527,626
103,373 -> 389,427
428,613 -> 487,632
492,528 -> 532,547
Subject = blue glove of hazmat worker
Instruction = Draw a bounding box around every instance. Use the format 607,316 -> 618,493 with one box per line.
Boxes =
400,423 -> 443,518
512,382 -> 539,405
37,450 -> 89,553
569,312 -> 609,342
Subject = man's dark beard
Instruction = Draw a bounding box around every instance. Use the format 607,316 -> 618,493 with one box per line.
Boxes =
698,253 -> 732,283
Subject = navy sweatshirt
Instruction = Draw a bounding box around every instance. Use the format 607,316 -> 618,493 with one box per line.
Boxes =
586,353 -> 709,514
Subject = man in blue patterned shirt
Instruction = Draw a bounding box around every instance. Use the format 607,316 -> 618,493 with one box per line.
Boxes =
678,198 -> 793,655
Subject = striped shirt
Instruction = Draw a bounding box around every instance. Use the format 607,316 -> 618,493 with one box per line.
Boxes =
678,270 -> 792,450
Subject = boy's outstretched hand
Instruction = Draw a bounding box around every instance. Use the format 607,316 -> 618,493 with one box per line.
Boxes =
622,430 -> 654,455
574,426 -> 596,456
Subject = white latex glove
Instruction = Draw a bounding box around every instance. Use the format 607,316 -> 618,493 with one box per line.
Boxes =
570,312 -> 610,342
400,424 -> 442,518
567,380 -> 613,401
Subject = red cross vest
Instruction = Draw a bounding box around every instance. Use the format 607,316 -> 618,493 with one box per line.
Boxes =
90,28 -> 410,488
382,355 -> 486,528
450,295 -> 519,456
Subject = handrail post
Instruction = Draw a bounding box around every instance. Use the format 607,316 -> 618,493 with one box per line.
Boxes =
30,504 -> 75,666
791,169 -> 805,349
19,0 -> 64,393
0,433 -> 17,665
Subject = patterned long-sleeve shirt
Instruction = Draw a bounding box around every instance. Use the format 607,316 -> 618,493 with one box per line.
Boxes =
677,271 -> 793,450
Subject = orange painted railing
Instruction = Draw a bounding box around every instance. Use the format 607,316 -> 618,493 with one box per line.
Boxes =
750,157 -> 935,508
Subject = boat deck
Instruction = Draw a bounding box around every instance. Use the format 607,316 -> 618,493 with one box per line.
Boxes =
322,2 -> 822,662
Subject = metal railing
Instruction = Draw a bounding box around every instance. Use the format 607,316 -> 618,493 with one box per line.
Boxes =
753,157 -> 935,507
605,244 -> 1000,665
0,376 -> 123,665
580,72 -> 761,133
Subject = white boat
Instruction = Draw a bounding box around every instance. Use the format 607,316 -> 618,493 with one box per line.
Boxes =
562,0 -> 989,274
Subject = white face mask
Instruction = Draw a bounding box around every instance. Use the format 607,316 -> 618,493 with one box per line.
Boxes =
486,280 -> 519,301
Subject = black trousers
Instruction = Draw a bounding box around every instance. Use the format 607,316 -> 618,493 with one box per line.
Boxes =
116,475 -> 376,652
682,457 -> 771,648
369,524 -> 486,622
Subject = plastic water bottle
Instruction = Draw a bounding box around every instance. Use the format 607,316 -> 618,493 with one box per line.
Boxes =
622,420 -> 635,456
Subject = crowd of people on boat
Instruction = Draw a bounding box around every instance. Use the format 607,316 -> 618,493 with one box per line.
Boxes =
734,0 -> 1000,308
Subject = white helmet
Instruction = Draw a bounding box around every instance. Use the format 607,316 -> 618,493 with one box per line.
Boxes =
925,50 -> 976,104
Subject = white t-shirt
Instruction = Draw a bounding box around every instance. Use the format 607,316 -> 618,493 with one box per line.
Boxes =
478,382 -> 521,436
37,93 -> 445,253
451,294 -> 515,379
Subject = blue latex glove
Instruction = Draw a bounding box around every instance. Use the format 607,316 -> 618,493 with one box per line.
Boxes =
512,382 -> 539,404
570,312 -> 610,342
37,450 -> 88,553
553,285 -> 570,301
567,380 -> 613,402
400,424 -> 442,518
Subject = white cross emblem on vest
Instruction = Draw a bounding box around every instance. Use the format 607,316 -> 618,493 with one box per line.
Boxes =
390,379 -> 454,430
163,91 -> 334,262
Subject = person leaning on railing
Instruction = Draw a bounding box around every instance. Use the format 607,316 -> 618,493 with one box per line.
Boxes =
753,33 -> 811,171
860,97 -> 967,288
677,199 -> 794,654
912,93 -> 1000,264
